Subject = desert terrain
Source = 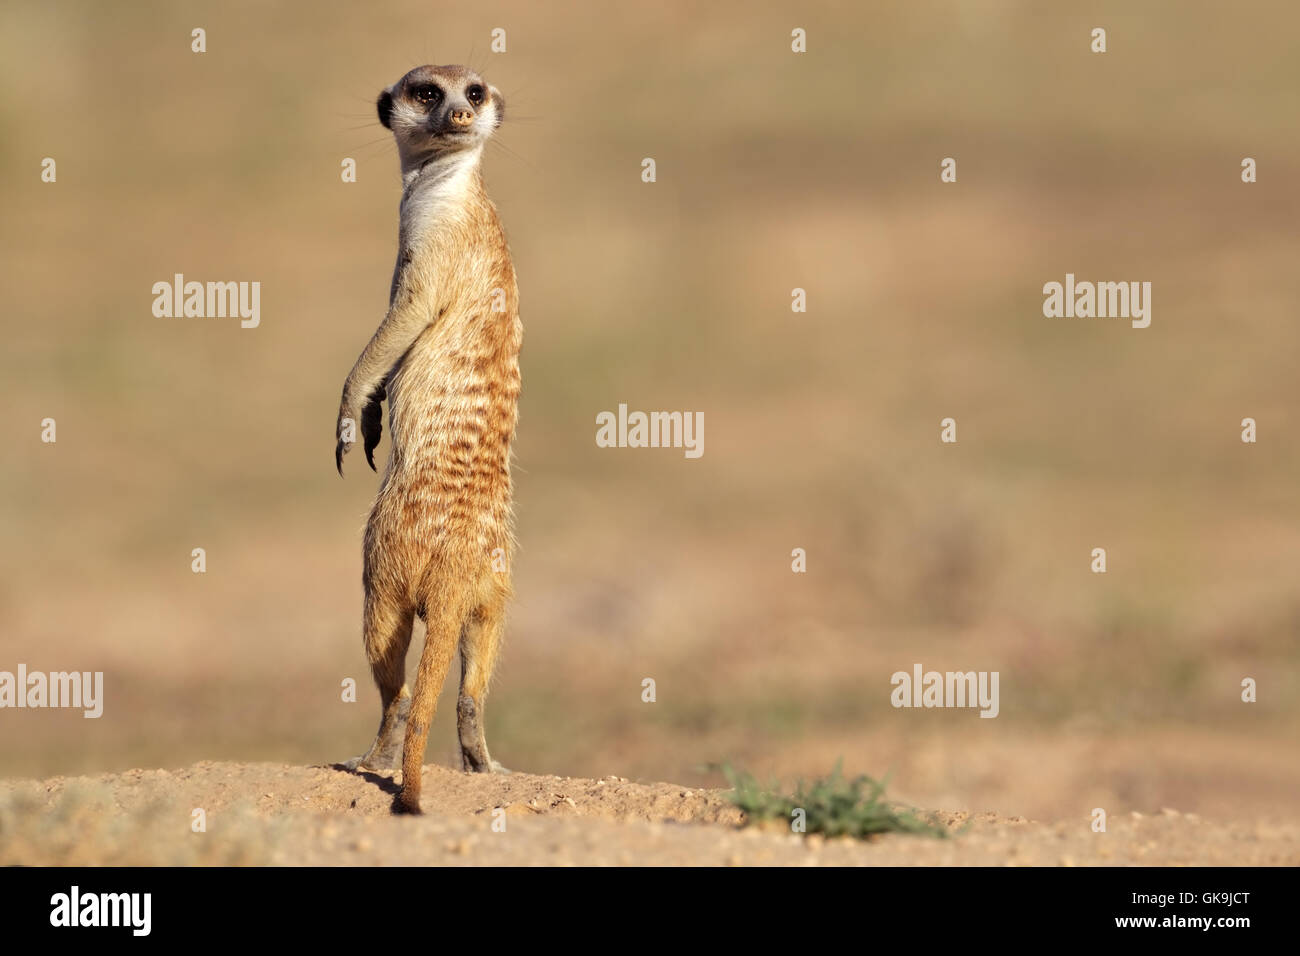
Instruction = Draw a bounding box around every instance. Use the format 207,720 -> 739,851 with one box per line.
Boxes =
3,761 -> 1296,866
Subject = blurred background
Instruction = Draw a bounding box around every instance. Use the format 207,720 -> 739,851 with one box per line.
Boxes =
2,0 -> 1298,823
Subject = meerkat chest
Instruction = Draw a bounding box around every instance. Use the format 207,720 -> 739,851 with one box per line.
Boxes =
386,306 -> 521,452
386,163 -> 521,455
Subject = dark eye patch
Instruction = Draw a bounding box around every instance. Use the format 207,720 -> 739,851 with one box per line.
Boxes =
411,84 -> 444,107
466,84 -> 485,106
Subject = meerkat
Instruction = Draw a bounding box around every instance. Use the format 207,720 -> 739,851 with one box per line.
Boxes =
334,64 -> 521,814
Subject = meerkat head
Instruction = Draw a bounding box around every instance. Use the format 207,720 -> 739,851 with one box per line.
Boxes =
377,65 -> 504,172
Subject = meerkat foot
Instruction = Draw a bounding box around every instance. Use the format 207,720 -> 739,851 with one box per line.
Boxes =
340,748 -> 397,773
341,740 -> 403,773
342,692 -> 410,771
457,695 -> 507,774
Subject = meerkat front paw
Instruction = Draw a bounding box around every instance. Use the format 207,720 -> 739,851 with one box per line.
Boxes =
335,402 -> 359,475
360,388 -> 385,470
335,383 -> 386,475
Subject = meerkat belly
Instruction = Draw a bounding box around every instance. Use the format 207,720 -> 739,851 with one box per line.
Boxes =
377,314 -> 519,551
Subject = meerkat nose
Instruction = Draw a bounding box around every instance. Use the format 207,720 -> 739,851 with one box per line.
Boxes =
450,109 -> 475,127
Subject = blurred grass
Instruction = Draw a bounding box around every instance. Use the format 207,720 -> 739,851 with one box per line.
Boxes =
725,761 -> 950,839
1,0 -> 1298,821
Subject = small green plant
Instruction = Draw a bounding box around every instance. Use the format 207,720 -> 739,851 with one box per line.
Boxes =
721,760 -> 950,839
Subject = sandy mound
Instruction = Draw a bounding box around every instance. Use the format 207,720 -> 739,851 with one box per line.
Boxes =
1,762 -> 1295,866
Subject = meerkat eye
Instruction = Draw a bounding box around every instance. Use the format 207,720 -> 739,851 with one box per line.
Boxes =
466,85 -> 485,106
413,85 -> 443,107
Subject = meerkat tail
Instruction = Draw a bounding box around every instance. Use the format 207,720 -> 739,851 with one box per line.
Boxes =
396,586 -> 472,813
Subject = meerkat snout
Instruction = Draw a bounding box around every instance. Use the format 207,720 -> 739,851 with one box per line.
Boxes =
450,108 -> 475,127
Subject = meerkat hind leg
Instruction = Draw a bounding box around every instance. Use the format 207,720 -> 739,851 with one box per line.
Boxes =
342,596 -> 414,772
457,600 -> 511,774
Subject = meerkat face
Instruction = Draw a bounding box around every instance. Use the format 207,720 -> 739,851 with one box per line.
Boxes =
377,65 -> 504,163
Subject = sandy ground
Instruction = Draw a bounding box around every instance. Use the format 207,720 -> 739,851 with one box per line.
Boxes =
2,761 -> 1295,866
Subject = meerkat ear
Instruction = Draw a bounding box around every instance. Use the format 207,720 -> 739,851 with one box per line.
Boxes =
377,89 -> 394,129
